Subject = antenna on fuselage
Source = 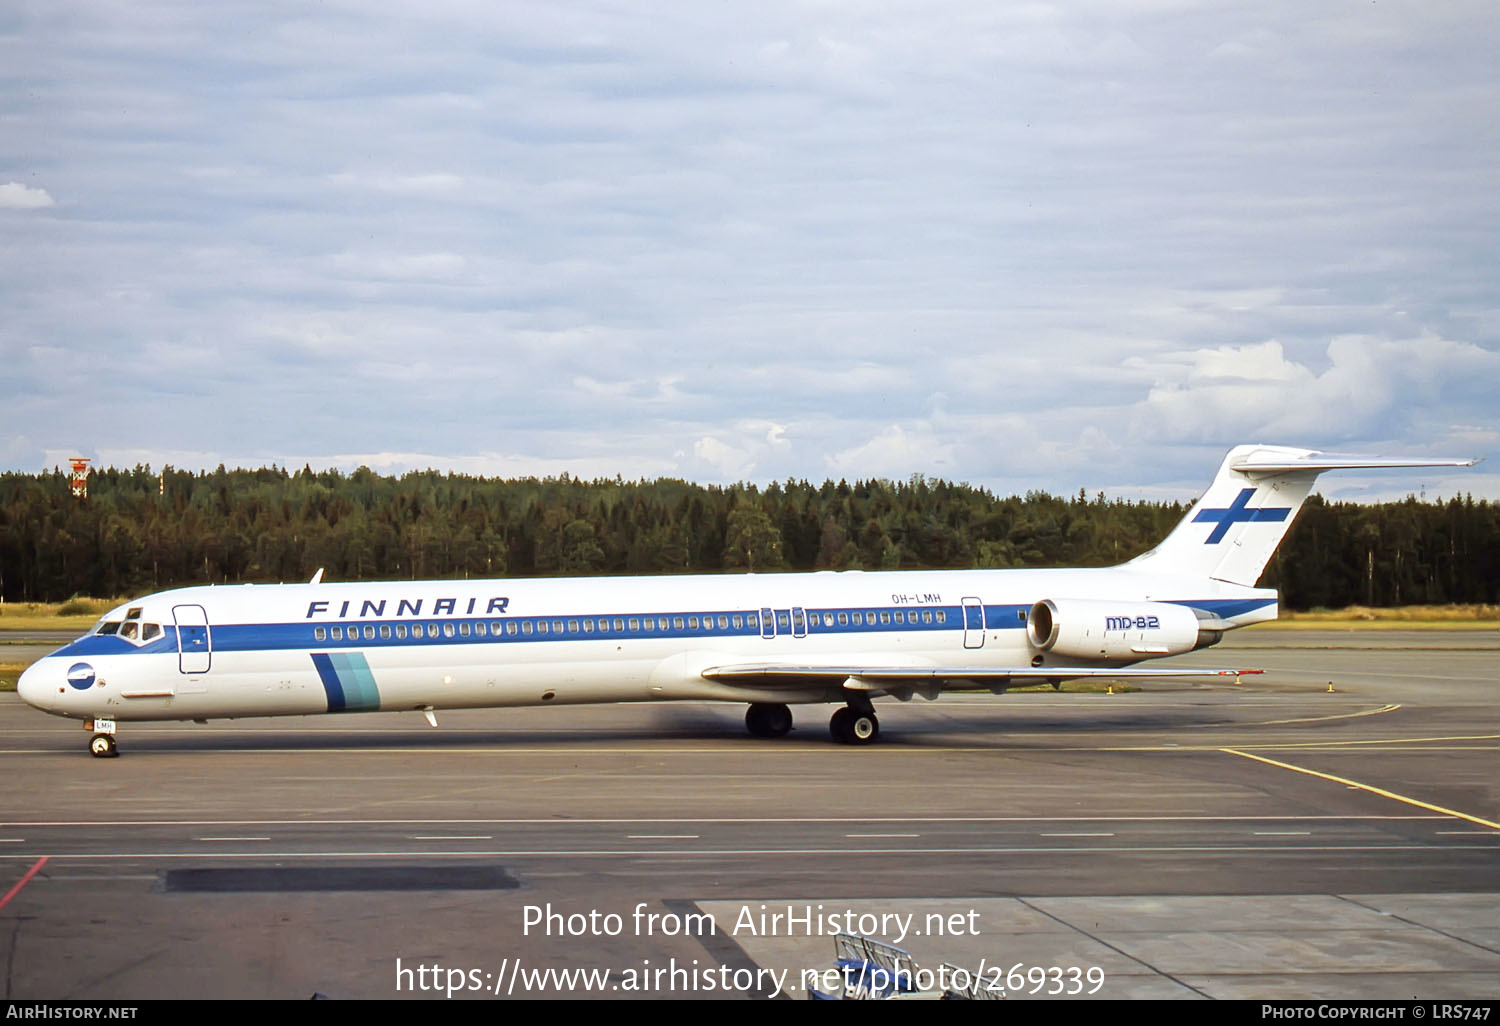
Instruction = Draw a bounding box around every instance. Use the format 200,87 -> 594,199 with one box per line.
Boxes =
309,568 -> 325,585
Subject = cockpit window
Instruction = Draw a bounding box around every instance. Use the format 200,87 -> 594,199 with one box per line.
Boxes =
125,607 -> 143,620
107,620 -> 163,645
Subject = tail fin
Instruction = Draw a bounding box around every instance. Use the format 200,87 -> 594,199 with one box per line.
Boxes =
1128,444 -> 1478,586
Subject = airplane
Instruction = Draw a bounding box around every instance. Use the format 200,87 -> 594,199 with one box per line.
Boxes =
16,444 -> 1478,756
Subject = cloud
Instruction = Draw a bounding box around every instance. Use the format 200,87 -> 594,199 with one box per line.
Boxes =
325,172 -> 466,195
675,421 -> 791,481
1131,336 -> 1500,445
690,436 -> 756,480
324,250 -> 469,282
331,450 -> 679,480
1,2 -> 1495,502
826,425 -> 958,481
0,182 -> 54,209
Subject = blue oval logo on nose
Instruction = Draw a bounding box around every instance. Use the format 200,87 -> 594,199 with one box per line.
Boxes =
67,662 -> 96,689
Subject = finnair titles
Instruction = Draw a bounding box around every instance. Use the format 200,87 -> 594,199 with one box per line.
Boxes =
307,596 -> 513,619
18,445 -> 1478,756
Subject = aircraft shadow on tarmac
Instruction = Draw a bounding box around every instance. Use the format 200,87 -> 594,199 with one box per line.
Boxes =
51,703 -> 1299,753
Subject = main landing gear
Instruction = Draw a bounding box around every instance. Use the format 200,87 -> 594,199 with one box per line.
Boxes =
743,700 -> 881,744
745,702 -> 793,738
86,718 -> 119,758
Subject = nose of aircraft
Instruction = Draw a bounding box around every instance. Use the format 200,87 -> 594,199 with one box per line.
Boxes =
17,660 -> 54,712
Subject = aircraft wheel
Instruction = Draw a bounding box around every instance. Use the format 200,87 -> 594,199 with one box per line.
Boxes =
89,733 -> 118,758
829,707 -> 852,743
761,703 -> 792,737
747,703 -> 793,738
745,705 -> 763,737
847,711 -> 879,745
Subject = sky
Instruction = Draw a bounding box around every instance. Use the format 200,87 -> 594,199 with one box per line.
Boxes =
3,1 -> 1498,504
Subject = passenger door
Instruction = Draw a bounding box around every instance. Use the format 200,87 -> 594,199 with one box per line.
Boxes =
174,604 -> 212,674
961,596 -> 985,649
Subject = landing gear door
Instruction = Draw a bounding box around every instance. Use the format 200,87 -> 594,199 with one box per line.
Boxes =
961,596 -> 985,649
174,604 -> 212,674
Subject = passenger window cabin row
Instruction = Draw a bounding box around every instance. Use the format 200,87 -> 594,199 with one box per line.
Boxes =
309,607 -> 946,643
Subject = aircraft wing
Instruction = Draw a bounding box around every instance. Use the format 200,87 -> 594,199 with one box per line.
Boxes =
700,663 -> 1260,689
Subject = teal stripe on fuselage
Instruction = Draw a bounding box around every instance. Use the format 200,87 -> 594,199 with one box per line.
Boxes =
312,651 -> 381,712
331,652 -> 381,710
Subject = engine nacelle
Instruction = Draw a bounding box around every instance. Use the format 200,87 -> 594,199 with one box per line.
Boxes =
1027,598 -> 1209,660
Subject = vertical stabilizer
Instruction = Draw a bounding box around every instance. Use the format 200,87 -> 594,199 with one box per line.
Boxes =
1128,445 -> 1478,587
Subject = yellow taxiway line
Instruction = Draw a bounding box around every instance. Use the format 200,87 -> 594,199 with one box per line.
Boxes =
1221,747 -> 1500,831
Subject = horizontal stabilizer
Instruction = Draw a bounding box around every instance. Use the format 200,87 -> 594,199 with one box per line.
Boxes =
1230,452 -> 1479,474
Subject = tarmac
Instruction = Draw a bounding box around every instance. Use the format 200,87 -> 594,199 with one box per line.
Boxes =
1,628 -> 1496,1000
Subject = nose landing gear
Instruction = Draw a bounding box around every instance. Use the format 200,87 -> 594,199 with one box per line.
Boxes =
85,718 -> 119,758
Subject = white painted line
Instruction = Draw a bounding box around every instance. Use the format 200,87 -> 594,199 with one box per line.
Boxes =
410,835 -> 493,841
7,843 -> 1488,861
0,839 -> 25,844
627,834 -> 700,840
0,814 -> 1445,827
845,833 -> 919,838
1254,831 -> 1312,836
1435,830 -> 1500,836
195,836 -> 271,842
1040,832 -> 1115,838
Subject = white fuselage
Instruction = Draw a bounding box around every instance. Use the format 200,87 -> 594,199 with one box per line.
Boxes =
18,565 -> 1276,723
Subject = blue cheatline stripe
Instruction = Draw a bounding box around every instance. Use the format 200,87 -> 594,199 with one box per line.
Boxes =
1164,597 -> 1278,619
310,653 -> 345,711
310,652 -> 381,712
214,604 -> 1012,654
194,597 -> 1282,659
59,596 -> 1281,663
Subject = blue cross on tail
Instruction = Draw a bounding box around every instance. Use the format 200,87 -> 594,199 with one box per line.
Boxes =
1192,487 -> 1291,544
